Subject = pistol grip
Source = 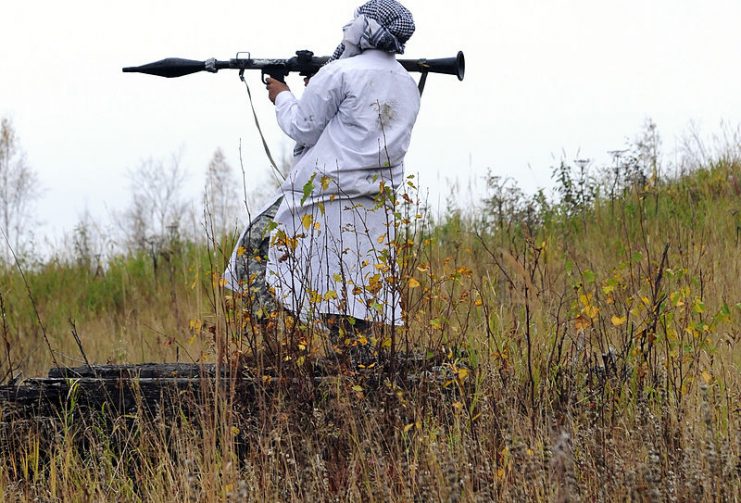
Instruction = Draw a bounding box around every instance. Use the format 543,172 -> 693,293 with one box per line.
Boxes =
262,70 -> 286,84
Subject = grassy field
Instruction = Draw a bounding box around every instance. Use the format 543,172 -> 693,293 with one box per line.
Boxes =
1,157 -> 739,501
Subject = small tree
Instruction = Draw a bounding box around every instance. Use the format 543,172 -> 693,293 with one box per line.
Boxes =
0,117 -> 40,263
202,148 -> 241,238
71,208 -> 109,274
120,153 -> 189,255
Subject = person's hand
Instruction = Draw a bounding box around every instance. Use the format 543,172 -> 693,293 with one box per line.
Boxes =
266,77 -> 290,104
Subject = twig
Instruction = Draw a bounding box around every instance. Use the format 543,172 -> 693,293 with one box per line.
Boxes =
238,138 -> 253,219
1,228 -> 61,370
644,243 -> 670,362
0,292 -> 14,384
69,318 -> 96,377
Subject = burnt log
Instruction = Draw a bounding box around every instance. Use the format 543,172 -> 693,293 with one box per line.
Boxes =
0,357 -> 471,481
0,355 -> 464,424
46,362 -> 226,379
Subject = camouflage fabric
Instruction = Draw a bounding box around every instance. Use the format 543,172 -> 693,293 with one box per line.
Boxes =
232,197 -> 283,319
324,314 -> 376,366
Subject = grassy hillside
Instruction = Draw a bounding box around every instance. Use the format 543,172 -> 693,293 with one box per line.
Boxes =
1,158 -> 739,501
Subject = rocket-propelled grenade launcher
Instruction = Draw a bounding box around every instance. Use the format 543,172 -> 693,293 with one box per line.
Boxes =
122,50 -> 465,94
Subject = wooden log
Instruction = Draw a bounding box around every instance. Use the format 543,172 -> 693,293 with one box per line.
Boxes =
1,376 -> 220,419
1,356 -> 459,422
46,363 -> 225,379
0,358 -> 468,476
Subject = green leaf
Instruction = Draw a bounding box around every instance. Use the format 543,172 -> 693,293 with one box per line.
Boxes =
693,299 -> 705,314
583,270 -> 596,284
301,173 -> 316,206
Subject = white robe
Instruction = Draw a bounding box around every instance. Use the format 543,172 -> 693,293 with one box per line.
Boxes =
267,49 -> 420,324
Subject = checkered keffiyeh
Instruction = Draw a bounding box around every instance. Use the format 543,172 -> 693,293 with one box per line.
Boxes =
328,0 -> 415,62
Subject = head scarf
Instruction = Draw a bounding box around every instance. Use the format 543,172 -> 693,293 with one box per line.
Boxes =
328,0 -> 415,62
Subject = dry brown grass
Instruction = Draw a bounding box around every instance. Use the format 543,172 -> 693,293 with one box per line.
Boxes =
1,160 -> 739,501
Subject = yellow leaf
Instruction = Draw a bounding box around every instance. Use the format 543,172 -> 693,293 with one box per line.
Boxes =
574,314 -> 591,330
693,298 -> 705,314
408,277 -> 421,289
301,214 -> 313,230
403,423 -> 414,433
377,234 -> 386,244
496,467 -> 505,480
352,385 -> 364,392
457,368 -> 469,381
308,290 -> 322,304
456,267 -> 473,276
667,327 -> 678,341
701,371 -> 712,384
230,426 -> 240,436
367,274 -> 382,294
320,175 -> 331,190
611,315 -> 627,327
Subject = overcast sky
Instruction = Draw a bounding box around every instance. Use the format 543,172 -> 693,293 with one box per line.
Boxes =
2,0 -> 741,247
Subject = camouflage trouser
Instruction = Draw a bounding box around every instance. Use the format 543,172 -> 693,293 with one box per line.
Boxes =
232,197 -> 283,319
324,314 -> 376,366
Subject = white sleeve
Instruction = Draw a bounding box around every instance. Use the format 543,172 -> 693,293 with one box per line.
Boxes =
274,67 -> 344,148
